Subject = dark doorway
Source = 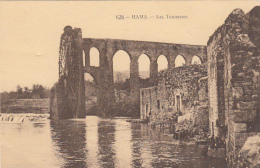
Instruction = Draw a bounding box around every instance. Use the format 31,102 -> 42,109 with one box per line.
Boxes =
157,100 -> 160,109
212,122 -> 214,136
145,104 -> 149,119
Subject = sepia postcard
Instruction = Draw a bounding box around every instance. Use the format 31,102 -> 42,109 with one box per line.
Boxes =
0,1 -> 259,168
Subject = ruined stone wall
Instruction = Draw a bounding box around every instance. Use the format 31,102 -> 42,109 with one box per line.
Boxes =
207,27 -> 226,140
207,6 -> 260,167
141,64 -> 208,130
158,64 -> 207,115
194,78 -> 209,135
140,86 -> 158,120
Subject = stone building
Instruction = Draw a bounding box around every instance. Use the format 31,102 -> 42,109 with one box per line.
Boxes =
140,64 -> 209,134
207,7 -> 260,166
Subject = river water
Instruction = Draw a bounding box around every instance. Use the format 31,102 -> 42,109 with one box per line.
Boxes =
0,115 -> 227,168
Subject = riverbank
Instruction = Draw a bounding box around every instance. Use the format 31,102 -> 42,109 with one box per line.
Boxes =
1,98 -> 50,114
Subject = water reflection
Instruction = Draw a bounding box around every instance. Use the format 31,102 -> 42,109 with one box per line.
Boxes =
86,116 -> 99,168
50,119 -> 87,168
131,123 -> 142,168
114,120 -> 132,168
97,120 -> 116,168
0,115 -> 227,168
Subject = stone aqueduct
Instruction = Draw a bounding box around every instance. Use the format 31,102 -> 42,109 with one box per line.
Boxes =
50,25 -> 206,119
84,38 -> 206,112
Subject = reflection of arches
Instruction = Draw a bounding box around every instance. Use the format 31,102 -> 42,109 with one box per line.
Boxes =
90,47 -> 100,67
138,54 -> 150,79
113,50 -> 131,82
191,55 -> 202,65
157,55 -> 168,72
175,55 -> 186,67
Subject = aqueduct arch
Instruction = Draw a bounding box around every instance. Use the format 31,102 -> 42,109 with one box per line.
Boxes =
175,55 -> 186,67
157,55 -> 169,72
191,55 -> 203,65
89,47 -> 100,67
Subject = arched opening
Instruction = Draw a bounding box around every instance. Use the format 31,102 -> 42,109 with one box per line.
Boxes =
191,55 -> 202,65
138,54 -> 150,79
89,47 -> 100,67
113,50 -> 131,83
84,73 -> 98,115
175,55 -> 186,67
113,50 -> 131,99
83,50 -> 85,66
157,55 -> 168,72
85,73 -> 96,84
138,54 -> 150,88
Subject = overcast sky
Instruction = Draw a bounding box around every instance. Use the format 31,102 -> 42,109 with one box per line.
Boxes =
0,1 -> 258,92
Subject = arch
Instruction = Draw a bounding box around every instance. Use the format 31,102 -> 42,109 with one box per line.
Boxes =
84,73 -> 97,103
113,50 -> 131,83
157,55 -> 168,72
112,49 -> 132,61
84,73 -> 97,85
138,54 -> 150,79
175,55 -> 186,67
191,55 -> 202,65
89,47 -> 100,67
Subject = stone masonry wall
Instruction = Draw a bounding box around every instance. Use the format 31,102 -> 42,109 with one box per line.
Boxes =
207,6 -> 260,167
140,86 -> 158,120
140,64 -> 208,134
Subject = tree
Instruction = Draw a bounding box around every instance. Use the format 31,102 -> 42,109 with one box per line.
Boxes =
32,84 -> 45,98
23,87 -> 31,99
17,85 -> 23,98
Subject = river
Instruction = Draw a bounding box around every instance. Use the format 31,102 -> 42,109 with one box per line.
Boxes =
0,115 -> 227,168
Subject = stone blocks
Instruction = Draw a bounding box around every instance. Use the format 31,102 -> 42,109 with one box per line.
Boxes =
234,110 -> 257,123
236,101 -> 257,110
207,148 -> 226,158
232,87 -> 243,99
234,133 -> 249,148
234,123 -> 247,133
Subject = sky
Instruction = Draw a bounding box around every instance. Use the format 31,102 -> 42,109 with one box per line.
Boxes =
0,1 -> 258,92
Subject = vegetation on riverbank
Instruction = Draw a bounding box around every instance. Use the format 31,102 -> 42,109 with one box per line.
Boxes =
86,98 -> 140,118
1,84 -> 50,99
1,98 -> 50,114
1,84 -> 51,113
